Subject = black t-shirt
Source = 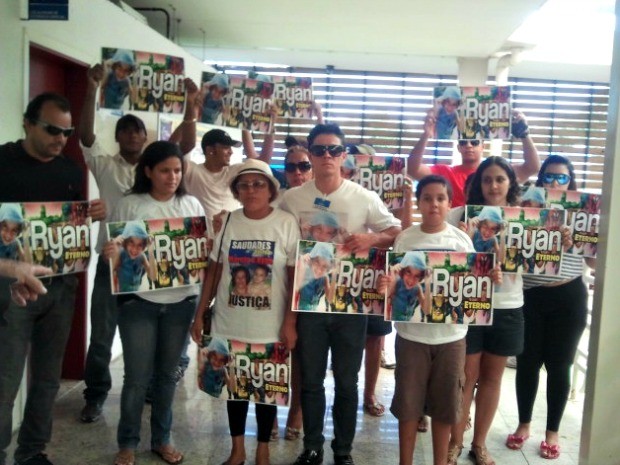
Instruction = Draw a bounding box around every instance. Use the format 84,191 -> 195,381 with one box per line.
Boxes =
0,140 -> 84,202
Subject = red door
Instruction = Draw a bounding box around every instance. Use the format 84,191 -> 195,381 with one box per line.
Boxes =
29,43 -> 89,380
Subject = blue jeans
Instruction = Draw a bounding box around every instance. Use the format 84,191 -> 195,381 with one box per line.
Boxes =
0,276 -> 78,465
116,297 -> 195,450
83,257 -> 118,404
296,313 -> 367,456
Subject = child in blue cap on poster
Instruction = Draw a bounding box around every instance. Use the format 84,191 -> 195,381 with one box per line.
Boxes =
110,220 -> 153,293
295,241 -> 336,311
384,251 -> 427,322
201,73 -> 230,125
199,336 -> 232,397
0,203 -> 26,261
101,49 -> 136,110
469,206 -> 504,255
434,86 -> 462,140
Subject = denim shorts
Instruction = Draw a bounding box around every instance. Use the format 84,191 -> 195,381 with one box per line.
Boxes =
465,307 -> 524,356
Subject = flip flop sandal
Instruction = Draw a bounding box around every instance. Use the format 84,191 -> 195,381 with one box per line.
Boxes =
506,433 -> 530,450
151,446 -> 184,465
363,401 -> 385,417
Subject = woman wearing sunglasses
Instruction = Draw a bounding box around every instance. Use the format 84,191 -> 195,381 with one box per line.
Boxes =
506,155 -> 595,460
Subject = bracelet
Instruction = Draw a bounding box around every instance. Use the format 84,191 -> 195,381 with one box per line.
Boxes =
182,118 -> 196,124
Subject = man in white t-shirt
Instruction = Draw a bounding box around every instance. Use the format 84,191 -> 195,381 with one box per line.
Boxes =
280,124 -> 401,465
78,64 -> 147,423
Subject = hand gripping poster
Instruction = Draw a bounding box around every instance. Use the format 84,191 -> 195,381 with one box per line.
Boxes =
465,205 -> 566,276
292,240 -> 387,315
106,216 -> 208,294
8,201 -> 92,276
383,251 -> 494,325
197,335 -> 291,406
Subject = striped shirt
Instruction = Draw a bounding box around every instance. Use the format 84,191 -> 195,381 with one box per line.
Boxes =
523,253 -> 584,289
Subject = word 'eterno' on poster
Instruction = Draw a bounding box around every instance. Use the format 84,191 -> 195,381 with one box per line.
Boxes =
346,154 -> 408,212
3,201 -> 93,277
271,76 -> 313,119
106,216 -> 208,295
198,335 -> 291,406
431,86 -> 511,140
223,76 -> 275,134
465,205 -> 566,276
384,251 -> 494,325
100,48 -> 185,113
292,240 -> 387,315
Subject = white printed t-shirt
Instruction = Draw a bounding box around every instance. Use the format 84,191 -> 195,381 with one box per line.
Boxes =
80,139 -> 136,253
394,222 -> 474,345
279,179 -> 401,237
110,193 -> 205,304
184,161 -> 241,222
210,208 -> 300,343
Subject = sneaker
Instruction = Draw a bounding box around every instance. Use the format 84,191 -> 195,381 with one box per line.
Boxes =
334,455 -> 355,465
15,453 -> 54,465
506,356 -> 517,369
173,365 -> 186,385
292,449 -> 323,465
380,350 -> 396,369
80,402 -> 102,423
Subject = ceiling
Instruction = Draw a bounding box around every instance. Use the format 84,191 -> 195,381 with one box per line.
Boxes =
119,0 -> 614,82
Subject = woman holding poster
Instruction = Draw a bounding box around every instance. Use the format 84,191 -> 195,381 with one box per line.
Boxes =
448,156 -> 524,465
192,159 -> 299,465
105,141 -> 205,465
506,155 -> 594,460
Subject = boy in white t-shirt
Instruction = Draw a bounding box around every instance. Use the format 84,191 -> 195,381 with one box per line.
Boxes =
379,174 -> 501,465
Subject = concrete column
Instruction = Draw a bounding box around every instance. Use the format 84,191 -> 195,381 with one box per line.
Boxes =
579,2 -> 620,463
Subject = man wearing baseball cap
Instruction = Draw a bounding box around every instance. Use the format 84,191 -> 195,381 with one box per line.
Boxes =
78,64 -> 148,424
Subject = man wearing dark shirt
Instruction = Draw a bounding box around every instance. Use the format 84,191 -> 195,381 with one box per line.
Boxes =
0,93 -> 104,465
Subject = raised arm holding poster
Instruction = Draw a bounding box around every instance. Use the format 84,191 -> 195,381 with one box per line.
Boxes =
106,216 -> 208,294
197,335 -> 291,406
384,251 -> 494,325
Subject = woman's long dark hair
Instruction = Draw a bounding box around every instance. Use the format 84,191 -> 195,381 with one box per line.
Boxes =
535,154 -> 577,190
467,156 -> 520,206
131,141 -> 186,197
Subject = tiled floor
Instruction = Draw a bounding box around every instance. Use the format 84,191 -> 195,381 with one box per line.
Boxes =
7,337 -> 585,465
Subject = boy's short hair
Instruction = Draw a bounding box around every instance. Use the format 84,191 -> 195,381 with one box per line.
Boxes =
307,123 -> 345,147
415,174 -> 453,202
115,114 -> 146,138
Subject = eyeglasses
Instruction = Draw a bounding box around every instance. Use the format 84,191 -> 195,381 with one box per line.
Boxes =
308,144 -> 346,157
284,161 -> 312,173
542,173 -> 571,185
236,180 -> 269,191
458,139 -> 481,147
33,119 -> 74,138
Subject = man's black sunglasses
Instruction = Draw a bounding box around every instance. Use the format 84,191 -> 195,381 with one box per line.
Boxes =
284,161 -> 312,173
458,139 -> 481,147
33,119 -> 75,138
308,144 -> 346,157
